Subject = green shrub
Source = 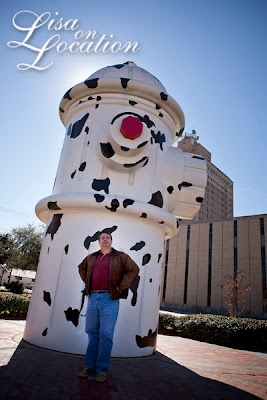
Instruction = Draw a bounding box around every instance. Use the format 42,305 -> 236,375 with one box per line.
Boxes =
159,312 -> 267,352
0,293 -> 30,319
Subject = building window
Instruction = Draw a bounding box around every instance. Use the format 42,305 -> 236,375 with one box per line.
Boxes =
233,220 -> 238,278
260,218 -> 266,312
15,276 -> 22,281
162,240 -> 170,302
207,223 -> 213,306
184,225 -> 191,305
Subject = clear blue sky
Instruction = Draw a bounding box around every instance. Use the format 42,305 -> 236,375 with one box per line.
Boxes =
1,0 -> 266,232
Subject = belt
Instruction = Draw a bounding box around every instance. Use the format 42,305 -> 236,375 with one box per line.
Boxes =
90,290 -> 110,293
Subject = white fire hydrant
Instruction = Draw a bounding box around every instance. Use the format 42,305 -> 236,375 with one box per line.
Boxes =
24,62 -> 207,356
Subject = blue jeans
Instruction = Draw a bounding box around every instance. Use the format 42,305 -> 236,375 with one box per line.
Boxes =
85,292 -> 119,374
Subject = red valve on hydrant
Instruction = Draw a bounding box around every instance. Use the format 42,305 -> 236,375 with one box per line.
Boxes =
120,116 -> 143,140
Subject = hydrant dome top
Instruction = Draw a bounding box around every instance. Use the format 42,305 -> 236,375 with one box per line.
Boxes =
86,61 -> 167,93
59,62 -> 185,138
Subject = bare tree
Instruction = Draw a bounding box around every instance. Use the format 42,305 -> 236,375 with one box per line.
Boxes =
218,268 -> 251,317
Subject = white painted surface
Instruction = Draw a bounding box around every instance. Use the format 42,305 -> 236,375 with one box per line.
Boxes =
24,63 -> 206,356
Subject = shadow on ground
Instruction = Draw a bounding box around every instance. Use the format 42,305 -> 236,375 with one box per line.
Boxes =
0,339 -> 261,400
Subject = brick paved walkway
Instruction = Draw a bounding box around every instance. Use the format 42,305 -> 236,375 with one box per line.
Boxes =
0,320 -> 266,399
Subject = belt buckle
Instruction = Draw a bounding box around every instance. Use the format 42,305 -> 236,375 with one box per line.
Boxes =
94,290 -> 109,293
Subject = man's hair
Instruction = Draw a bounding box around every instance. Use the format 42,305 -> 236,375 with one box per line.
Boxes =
98,230 -> 112,241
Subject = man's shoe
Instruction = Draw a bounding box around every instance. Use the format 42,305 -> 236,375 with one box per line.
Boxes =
78,368 -> 95,379
87,370 -> 96,380
95,373 -> 107,383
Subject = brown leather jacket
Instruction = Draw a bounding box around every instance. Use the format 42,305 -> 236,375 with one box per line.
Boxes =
78,248 -> 139,300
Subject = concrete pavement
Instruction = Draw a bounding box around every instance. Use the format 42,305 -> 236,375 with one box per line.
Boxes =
0,319 -> 266,399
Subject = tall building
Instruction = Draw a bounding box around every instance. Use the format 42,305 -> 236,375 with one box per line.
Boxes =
161,214 -> 267,318
178,131 -> 233,222
161,133 -> 267,319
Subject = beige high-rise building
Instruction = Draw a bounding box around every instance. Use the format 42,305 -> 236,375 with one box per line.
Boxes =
161,132 -> 266,319
178,131 -> 233,222
161,214 -> 267,318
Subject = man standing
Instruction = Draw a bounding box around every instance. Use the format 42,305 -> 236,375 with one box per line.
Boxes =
78,230 -> 139,382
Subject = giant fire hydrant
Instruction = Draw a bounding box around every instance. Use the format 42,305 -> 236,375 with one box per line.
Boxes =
24,62 -> 207,356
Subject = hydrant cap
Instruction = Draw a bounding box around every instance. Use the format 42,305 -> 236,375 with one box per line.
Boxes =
120,116 -> 143,140
87,61 -> 167,92
59,62 -> 185,139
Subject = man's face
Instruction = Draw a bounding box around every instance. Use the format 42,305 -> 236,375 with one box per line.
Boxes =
98,233 -> 112,250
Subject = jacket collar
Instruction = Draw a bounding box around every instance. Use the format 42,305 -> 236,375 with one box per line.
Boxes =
93,247 -> 118,256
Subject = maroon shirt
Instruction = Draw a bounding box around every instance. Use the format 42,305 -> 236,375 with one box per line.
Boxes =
90,252 -> 111,290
